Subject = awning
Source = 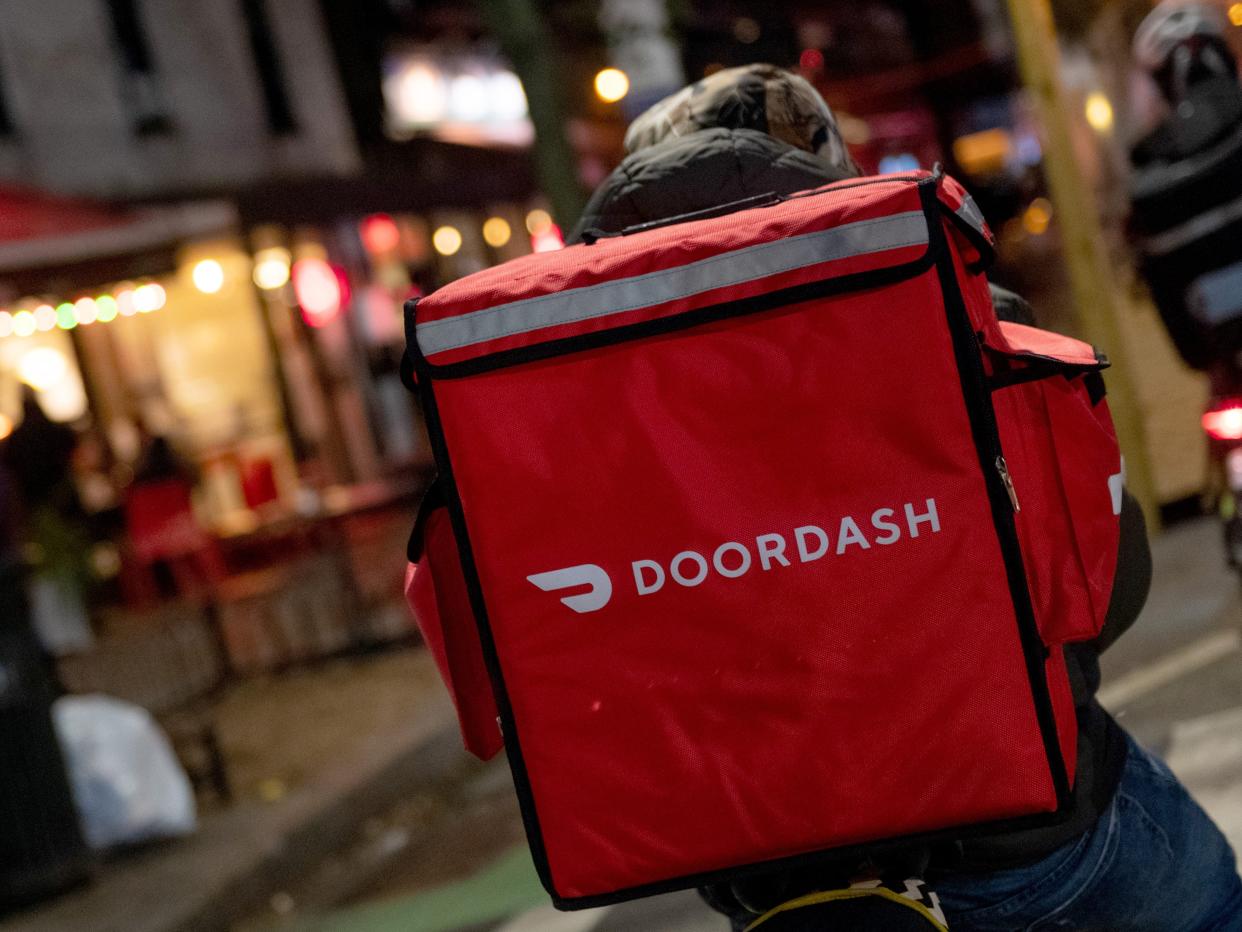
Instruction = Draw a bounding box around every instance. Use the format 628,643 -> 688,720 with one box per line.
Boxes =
0,185 -> 237,292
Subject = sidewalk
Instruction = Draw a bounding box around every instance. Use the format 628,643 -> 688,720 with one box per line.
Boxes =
5,648 -> 464,932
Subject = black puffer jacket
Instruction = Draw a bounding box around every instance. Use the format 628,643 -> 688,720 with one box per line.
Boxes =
574,117 -> 1151,925
570,127 -> 854,244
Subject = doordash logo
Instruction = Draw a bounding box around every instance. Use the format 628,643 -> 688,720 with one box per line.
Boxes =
526,498 -> 942,614
526,565 -> 613,614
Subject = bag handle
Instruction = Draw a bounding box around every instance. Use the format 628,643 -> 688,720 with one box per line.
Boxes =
580,191 -> 784,244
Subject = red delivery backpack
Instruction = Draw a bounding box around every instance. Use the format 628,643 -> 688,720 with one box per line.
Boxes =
402,170 -> 1123,909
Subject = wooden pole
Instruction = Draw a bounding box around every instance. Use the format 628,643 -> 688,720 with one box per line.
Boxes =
1005,0 -> 1159,524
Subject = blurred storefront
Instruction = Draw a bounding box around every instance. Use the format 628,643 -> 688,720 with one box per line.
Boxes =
0,188 -> 288,518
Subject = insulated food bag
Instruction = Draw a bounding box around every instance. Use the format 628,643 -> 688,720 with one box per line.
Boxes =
404,171 -> 1123,907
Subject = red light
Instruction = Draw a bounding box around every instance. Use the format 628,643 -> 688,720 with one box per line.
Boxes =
800,48 -> 825,72
293,258 -> 343,327
360,214 -> 401,254
1203,403 -> 1242,441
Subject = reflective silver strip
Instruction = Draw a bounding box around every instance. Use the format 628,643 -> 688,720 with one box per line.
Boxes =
956,195 -> 990,242
417,211 -> 929,356
1141,192 -> 1242,257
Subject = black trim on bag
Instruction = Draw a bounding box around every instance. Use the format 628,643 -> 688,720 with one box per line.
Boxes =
987,364 -> 1109,394
416,376 -> 559,896
925,180 -> 1073,809
1085,371 -> 1108,407
408,175 -> 1078,910
407,478 -> 445,563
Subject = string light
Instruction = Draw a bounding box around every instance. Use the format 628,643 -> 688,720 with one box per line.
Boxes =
0,283 -> 165,339
33,304 -> 57,331
12,311 -> 36,337
95,294 -> 119,322
134,283 -> 166,312
116,289 -> 137,317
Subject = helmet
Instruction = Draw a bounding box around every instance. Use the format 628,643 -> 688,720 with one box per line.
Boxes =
1133,2 -> 1229,72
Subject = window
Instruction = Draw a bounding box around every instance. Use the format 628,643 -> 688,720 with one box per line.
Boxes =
240,0 -> 297,135
0,47 -> 14,137
105,0 -> 174,135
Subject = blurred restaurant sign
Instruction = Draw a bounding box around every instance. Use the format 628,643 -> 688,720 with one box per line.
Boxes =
382,49 -> 532,147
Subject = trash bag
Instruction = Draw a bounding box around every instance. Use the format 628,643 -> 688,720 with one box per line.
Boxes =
53,694 -> 197,849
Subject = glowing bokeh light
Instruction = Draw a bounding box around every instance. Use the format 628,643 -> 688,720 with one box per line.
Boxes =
292,258 -> 343,327
449,75 -> 489,121
1085,92 -> 1114,133
12,310 -> 37,336
482,217 -> 512,248
96,295 -> 119,322
0,311 -> 13,338
531,224 -> 565,253
33,304 -> 57,331
360,214 -> 401,254
489,71 -> 528,121
116,290 -> 137,316
1205,404 -> 1242,441
18,346 -> 69,390
525,209 -> 552,236
192,258 -> 225,294
74,297 -> 98,325
432,225 -> 463,256
134,283 -> 166,313
56,303 -> 77,329
253,248 -> 292,290
594,68 -> 630,104
1023,198 -> 1054,236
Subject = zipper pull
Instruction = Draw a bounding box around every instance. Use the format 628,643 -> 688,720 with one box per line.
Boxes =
996,456 -> 1020,512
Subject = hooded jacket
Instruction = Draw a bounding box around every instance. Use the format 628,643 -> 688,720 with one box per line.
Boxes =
572,66 -> 1150,918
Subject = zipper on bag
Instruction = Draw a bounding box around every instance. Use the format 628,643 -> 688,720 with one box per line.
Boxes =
996,456 -> 1020,512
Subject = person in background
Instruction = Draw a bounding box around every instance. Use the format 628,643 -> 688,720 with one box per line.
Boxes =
1,388 -> 94,657
574,64 -> 1242,930
1130,1 -> 1240,168
2,387 -> 78,516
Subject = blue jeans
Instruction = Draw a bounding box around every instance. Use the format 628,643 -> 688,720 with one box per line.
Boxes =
934,734 -> 1242,930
